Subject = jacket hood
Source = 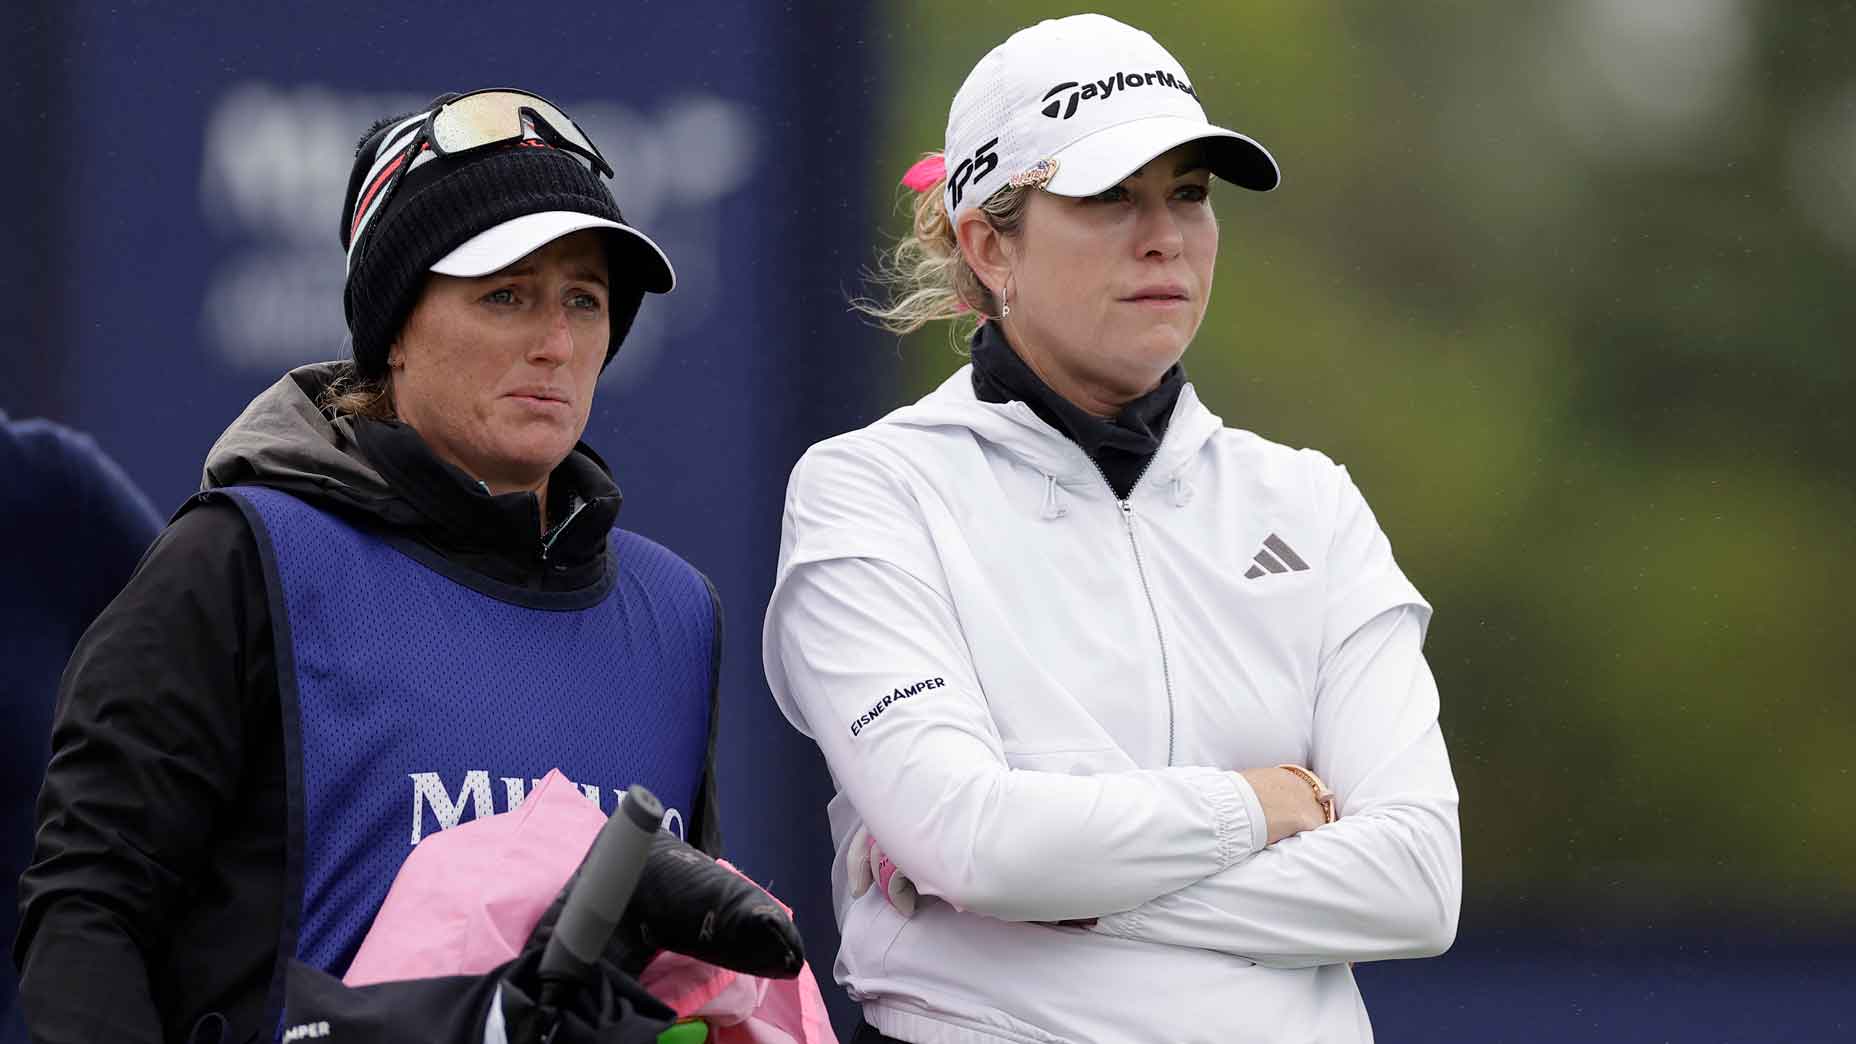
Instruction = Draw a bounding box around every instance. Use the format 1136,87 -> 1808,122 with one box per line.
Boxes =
195,361 -> 625,587
199,361 -> 403,519
884,366 -> 1225,490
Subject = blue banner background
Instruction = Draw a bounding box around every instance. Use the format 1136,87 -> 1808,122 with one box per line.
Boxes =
6,0 -> 891,1035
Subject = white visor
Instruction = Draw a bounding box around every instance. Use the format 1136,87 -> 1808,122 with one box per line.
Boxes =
1043,115 -> 1280,198
429,210 -> 676,293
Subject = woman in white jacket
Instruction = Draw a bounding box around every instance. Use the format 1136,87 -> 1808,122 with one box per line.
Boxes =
763,14 -> 1461,1044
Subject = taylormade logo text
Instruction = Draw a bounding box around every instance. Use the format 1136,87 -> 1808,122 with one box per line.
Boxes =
1040,69 -> 1197,120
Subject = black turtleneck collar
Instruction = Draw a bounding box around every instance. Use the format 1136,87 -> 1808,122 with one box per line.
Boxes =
969,321 -> 1185,499
351,417 -> 622,590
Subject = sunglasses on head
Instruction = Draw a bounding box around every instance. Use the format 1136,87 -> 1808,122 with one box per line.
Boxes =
425,89 -> 613,177
346,88 -> 613,272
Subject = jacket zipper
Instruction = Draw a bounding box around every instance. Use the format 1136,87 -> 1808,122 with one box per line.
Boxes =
1089,458 -> 1176,766
538,497 -> 590,563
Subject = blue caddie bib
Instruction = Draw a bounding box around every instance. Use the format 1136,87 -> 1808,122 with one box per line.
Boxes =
223,486 -> 716,979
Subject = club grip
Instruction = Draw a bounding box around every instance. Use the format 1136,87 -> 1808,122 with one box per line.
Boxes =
538,784 -> 664,983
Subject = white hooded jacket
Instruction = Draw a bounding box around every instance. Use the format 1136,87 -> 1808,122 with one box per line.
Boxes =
764,368 -> 1461,1044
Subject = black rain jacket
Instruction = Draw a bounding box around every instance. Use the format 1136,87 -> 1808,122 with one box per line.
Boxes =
13,363 -> 721,1044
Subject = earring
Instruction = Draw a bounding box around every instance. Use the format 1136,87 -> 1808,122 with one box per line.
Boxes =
1000,273 -> 1014,319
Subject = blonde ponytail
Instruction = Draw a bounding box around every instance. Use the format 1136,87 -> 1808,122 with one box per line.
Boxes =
852,154 -> 1034,341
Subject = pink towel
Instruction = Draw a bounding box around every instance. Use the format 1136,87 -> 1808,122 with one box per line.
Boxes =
344,768 -> 835,1043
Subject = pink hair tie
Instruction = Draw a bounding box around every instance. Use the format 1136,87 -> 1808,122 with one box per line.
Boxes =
901,154 -> 946,192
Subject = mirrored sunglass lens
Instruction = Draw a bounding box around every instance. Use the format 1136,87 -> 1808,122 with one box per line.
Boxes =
430,95 -> 515,153
432,92 -> 596,158
521,99 -> 599,156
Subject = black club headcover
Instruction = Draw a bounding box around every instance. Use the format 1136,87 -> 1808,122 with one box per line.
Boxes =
614,831 -> 805,980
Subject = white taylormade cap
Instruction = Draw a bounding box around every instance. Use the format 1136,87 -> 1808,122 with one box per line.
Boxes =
943,13 -> 1280,223
429,210 -> 676,293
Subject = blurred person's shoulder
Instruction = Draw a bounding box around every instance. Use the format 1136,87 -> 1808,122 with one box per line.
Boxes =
1,410 -> 162,542
3,412 -> 113,500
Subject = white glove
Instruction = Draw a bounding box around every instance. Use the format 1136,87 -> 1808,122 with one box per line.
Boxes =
847,824 -> 917,917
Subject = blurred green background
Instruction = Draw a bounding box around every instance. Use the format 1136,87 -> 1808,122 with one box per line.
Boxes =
866,0 -> 1855,930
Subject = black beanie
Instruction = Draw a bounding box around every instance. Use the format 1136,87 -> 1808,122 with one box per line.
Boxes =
339,104 -> 657,378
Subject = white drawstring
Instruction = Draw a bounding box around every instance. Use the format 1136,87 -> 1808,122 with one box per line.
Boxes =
1040,473 -> 1069,520
1171,474 -> 1194,507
